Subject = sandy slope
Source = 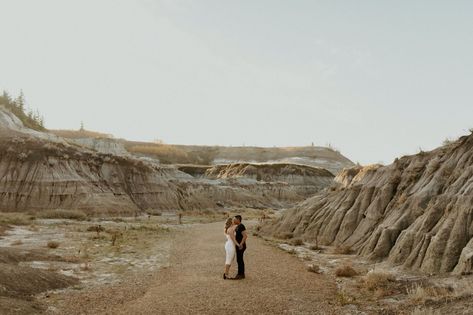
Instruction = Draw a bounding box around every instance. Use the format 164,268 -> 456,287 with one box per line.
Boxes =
55,222 -> 341,315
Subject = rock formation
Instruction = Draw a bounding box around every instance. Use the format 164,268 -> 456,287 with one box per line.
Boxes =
0,106 -> 335,213
178,163 -> 335,207
262,134 -> 473,274
124,141 -> 354,174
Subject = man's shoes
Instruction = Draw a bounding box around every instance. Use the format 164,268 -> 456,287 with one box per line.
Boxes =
232,274 -> 245,280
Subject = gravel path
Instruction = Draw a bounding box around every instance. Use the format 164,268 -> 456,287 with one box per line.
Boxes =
53,221 -> 341,314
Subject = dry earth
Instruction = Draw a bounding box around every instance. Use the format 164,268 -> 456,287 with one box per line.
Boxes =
50,221 -> 343,315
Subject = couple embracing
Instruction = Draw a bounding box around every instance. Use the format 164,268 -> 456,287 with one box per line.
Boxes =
223,215 -> 247,280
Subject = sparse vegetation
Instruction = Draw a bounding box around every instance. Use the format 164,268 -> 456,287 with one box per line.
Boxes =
127,144 -> 217,165
36,209 -> 87,221
50,129 -> 113,139
145,209 -> 162,216
0,212 -> 33,226
333,245 -> 353,255
335,265 -> 358,277
410,307 -> 441,315
336,291 -> 357,306
308,244 -> 321,250
407,284 -> 452,304
360,272 -> 395,291
275,232 -> 293,240
0,90 -> 46,130
289,238 -> 304,246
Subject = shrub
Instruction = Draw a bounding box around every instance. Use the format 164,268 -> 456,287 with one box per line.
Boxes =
37,209 -> 87,221
333,245 -> 353,255
309,244 -> 321,250
361,272 -> 395,291
275,232 -> 293,240
0,212 -> 32,226
146,209 -> 162,216
407,285 -> 452,304
289,238 -> 304,246
335,265 -> 358,277
47,241 -> 60,249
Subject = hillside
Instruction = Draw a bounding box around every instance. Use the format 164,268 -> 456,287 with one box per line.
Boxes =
125,141 -> 353,174
261,132 -> 473,274
0,106 -> 335,213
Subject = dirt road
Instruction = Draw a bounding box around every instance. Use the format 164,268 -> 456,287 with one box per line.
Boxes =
55,222 -> 341,315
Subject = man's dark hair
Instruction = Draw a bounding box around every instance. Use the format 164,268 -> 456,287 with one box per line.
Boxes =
235,215 -> 242,222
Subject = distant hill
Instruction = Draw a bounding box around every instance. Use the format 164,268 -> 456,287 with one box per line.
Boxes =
125,141 -> 354,174
47,129 -> 355,174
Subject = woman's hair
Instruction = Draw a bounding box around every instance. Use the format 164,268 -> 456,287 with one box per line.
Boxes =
224,217 -> 233,233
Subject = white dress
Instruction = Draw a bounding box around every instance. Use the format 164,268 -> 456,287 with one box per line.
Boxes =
225,233 -> 236,265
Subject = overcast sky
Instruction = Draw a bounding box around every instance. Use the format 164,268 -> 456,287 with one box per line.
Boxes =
1,0 -> 473,165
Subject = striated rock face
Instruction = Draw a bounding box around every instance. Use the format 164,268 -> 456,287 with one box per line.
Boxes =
0,137 -> 201,213
177,163 -> 334,204
0,106 -> 336,213
262,134 -> 473,274
68,138 -> 130,156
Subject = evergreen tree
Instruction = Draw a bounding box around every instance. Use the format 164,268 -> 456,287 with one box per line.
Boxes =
15,90 -> 25,112
2,91 -> 11,102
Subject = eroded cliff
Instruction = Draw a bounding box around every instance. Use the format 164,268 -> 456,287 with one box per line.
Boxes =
262,134 -> 473,274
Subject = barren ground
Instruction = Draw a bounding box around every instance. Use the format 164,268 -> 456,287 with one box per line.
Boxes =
48,221 -> 343,315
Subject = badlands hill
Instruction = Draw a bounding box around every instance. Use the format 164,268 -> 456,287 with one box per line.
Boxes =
178,163 -> 334,203
0,105 -> 337,213
262,132 -> 473,274
49,130 -> 354,174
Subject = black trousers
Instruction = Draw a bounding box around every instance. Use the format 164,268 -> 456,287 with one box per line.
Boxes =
236,246 -> 246,275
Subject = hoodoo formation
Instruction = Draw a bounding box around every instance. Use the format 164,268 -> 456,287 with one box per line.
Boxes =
262,133 -> 473,274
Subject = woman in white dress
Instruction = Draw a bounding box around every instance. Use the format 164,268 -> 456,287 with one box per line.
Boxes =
223,217 -> 238,279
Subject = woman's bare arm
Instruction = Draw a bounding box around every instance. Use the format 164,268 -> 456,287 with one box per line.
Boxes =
229,228 -> 238,245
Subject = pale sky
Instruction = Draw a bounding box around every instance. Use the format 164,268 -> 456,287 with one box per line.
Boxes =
1,0 -> 473,165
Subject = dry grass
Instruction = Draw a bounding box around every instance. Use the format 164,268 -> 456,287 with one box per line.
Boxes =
47,241 -> 60,249
128,144 -> 190,164
407,284 -> 452,304
410,307 -> 441,315
335,265 -> 358,277
333,245 -> 353,255
307,264 -> 320,273
146,209 -> 162,216
50,129 -> 113,139
336,292 -> 357,306
0,212 -> 33,226
11,240 -> 23,246
36,209 -> 87,221
360,271 -> 395,291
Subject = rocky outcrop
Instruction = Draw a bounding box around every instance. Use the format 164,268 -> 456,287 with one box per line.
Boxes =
68,138 -> 130,156
262,134 -> 473,274
177,163 -> 334,204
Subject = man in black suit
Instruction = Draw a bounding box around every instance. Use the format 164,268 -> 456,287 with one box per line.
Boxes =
233,215 -> 247,279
